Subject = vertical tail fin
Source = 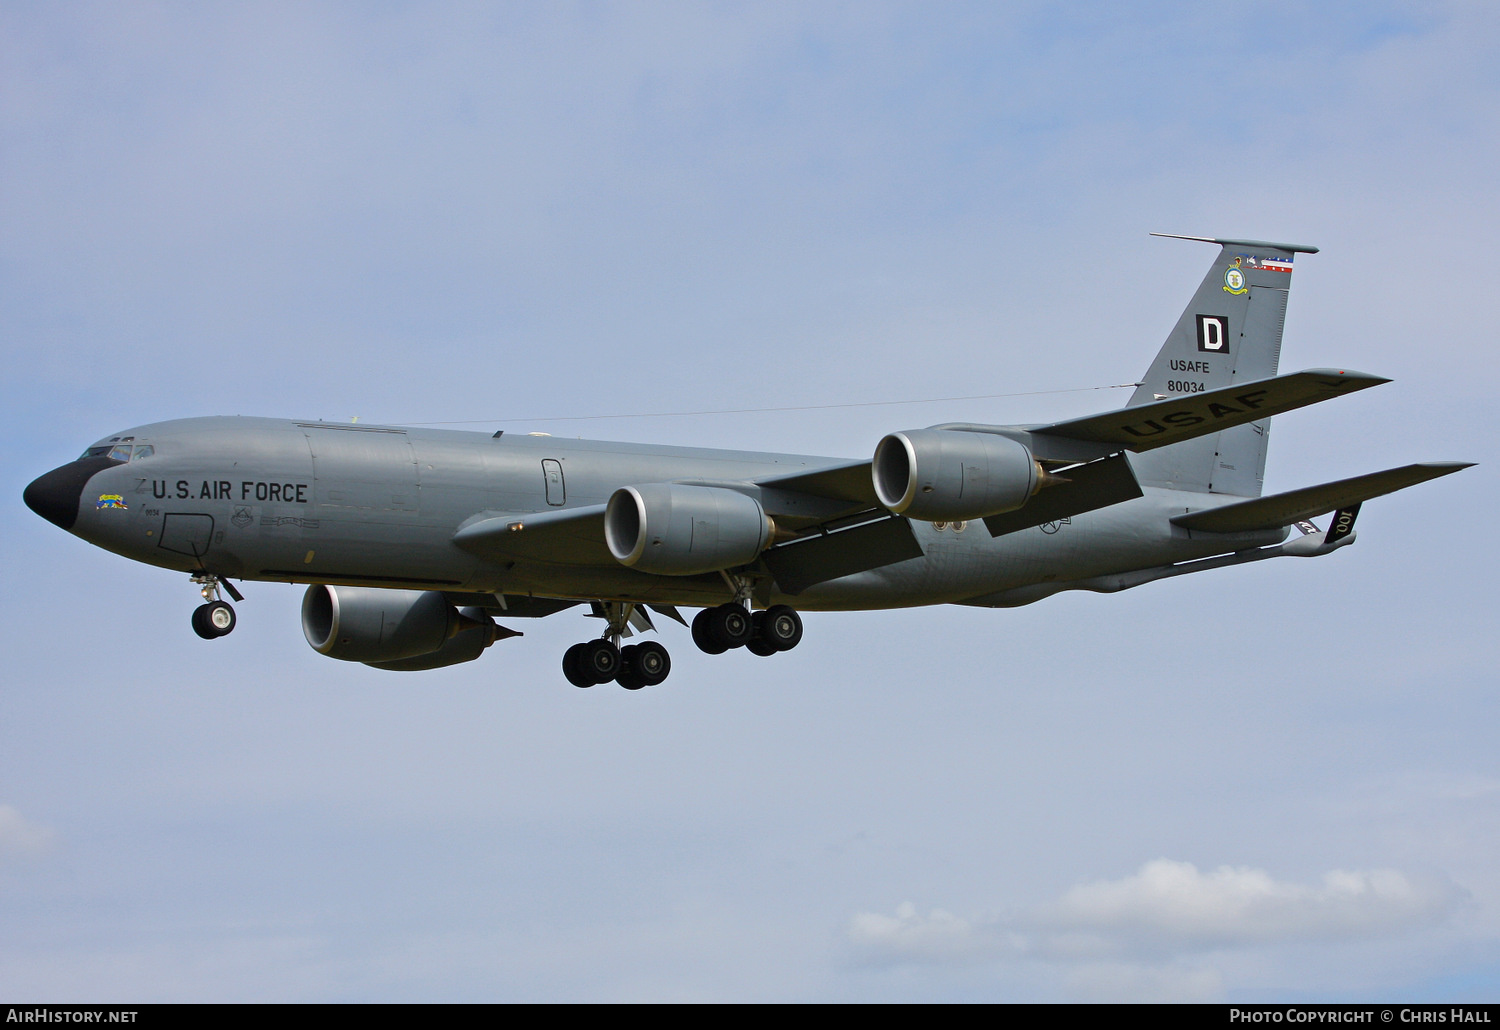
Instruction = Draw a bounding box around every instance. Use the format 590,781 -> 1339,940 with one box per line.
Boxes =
1129,234 -> 1318,497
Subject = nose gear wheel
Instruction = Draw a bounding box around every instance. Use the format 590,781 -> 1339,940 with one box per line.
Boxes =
191,600 -> 236,639
188,573 -> 239,639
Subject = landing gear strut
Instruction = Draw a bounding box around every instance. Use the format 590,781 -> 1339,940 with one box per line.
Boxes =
189,573 -> 240,639
561,602 -> 672,690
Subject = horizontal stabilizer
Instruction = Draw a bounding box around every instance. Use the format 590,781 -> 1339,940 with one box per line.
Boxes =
983,453 -> 1143,537
1149,232 -> 1320,254
762,516 -> 922,595
1038,369 -> 1388,453
1171,462 -> 1474,534
452,504 -> 612,566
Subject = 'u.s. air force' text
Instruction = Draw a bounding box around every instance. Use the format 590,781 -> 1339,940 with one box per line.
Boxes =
151,480 -> 309,502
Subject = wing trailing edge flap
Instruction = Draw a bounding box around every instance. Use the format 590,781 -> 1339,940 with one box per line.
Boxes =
451,503 -> 612,566
762,516 -> 923,595
982,452 -> 1144,537
1171,462 -> 1474,534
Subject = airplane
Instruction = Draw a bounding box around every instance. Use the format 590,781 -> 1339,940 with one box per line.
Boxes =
23,234 -> 1472,689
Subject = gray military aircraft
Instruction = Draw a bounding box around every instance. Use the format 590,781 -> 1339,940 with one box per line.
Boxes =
24,235 -> 1471,688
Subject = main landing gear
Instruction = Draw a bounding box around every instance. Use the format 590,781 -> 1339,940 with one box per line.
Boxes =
691,603 -> 802,657
559,596 -> 805,689
562,602 -> 672,690
689,572 -> 803,658
189,572 -> 242,640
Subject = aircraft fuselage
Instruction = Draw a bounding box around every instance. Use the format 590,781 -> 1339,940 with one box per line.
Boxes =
34,415 -> 1280,612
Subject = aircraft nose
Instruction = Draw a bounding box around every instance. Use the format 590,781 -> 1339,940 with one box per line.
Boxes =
24,458 -> 116,531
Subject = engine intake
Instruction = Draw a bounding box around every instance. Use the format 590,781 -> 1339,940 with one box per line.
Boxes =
301,585 -> 502,669
605,483 -> 773,576
872,428 -> 1043,521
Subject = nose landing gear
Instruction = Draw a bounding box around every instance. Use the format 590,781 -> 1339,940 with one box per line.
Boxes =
189,572 -> 242,639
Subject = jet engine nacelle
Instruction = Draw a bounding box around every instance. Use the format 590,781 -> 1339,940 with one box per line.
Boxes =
301,585 -> 501,670
605,483 -> 773,576
872,428 -> 1042,521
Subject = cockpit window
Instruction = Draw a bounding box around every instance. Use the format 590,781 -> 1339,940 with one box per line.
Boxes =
80,444 -> 154,462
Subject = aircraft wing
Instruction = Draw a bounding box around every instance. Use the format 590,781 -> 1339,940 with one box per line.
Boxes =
452,504 -> 612,565
1171,462 -> 1474,533
751,462 -> 922,592
754,460 -> 877,507
1034,368 -> 1389,454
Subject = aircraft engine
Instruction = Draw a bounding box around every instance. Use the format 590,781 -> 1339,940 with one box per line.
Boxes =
872,428 -> 1044,521
605,483 -> 773,576
301,586 -> 503,669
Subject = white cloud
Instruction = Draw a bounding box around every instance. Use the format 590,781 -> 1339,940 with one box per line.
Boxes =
847,901 -> 1015,964
0,804 -> 57,860
1037,859 -> 1462,953
850,859 -> 1465,969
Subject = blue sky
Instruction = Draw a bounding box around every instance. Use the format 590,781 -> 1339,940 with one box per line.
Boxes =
2,1 -> 1496,1001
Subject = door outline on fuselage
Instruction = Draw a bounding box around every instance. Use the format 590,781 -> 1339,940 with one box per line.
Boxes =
158,512 -> 215,559
542,459 -> 565,506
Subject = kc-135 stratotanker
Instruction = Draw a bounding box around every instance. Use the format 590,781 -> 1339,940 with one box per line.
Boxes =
25,235 -> 1472,688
